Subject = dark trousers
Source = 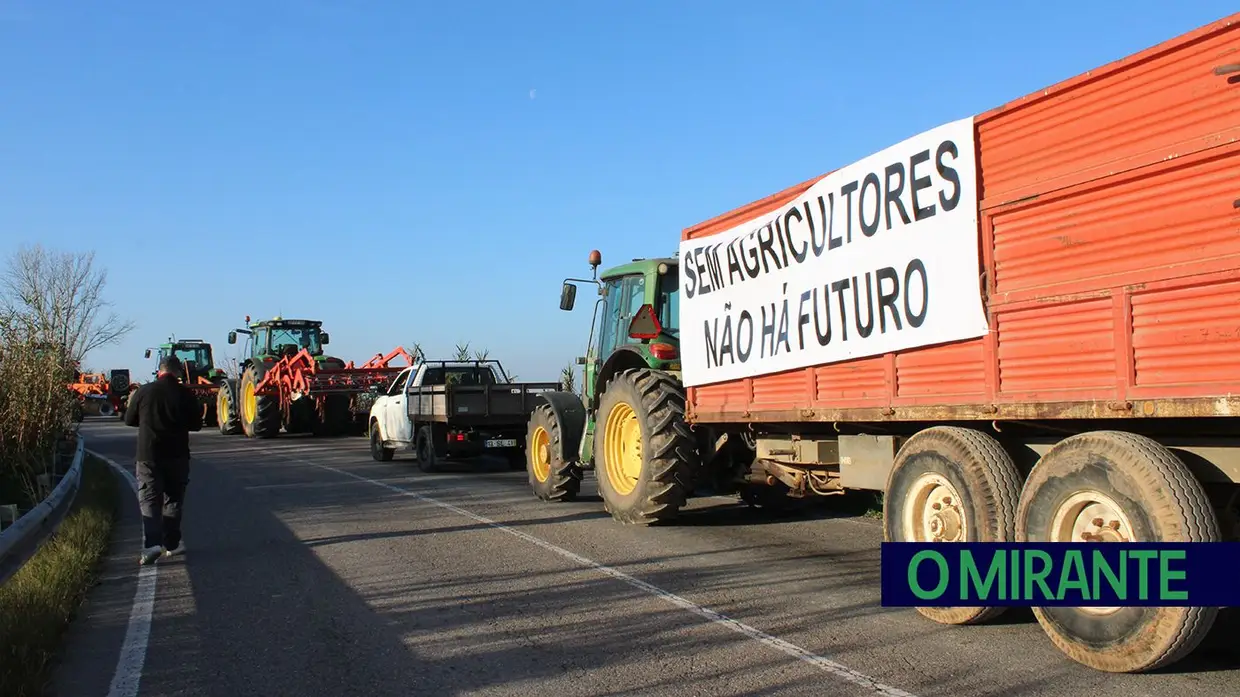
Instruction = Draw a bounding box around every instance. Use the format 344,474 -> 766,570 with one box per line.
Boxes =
136,457 -> 190,549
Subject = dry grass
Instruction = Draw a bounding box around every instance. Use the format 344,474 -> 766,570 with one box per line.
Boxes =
0,332 -> 78,508
0,454 -> 120,697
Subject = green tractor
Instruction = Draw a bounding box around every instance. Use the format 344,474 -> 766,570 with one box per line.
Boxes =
144,338 -> 228,426
217,315 -> 354,439
524,250 -> 721,525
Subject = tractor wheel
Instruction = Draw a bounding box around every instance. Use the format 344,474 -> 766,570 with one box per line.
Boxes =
594,368 -> 697,525
526,403 -> 582,502
239,363 -> 280,438
216,379 -> 242,435
1016,430 -> 1220,673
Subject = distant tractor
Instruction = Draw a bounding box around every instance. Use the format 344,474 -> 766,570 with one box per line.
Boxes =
219,315 -> 410,439
144,338 -> 228,426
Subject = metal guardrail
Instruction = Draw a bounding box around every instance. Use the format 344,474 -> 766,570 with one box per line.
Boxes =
0,434 -> 86,587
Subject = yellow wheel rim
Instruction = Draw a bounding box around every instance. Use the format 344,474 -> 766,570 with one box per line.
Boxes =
603,401 -> 642,496
242,380 -> 257,423
219,390 -> 230,419
531,426 -> 551,482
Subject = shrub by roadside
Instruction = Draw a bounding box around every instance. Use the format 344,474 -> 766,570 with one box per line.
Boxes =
0,454 -> 121,697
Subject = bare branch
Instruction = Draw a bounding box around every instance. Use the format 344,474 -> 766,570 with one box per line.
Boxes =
1,244 -> 135,363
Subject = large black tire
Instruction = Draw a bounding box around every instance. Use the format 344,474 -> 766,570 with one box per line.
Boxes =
415,425 -> 439,473
1016,430 -> 1220,673
593,368 -> 697,525
526,403 -> 582,502
216,379 -> 242,435
883,425 -> 1023,625
239,363 -> 280,438
369,420 -> 394,462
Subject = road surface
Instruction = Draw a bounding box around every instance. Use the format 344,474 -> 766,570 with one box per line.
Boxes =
51,419 -> 1240,696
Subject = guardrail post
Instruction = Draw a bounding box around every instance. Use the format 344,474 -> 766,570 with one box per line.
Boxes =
0,434 -> 87,587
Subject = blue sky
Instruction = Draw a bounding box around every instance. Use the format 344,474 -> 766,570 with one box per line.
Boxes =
2,1 -> 1234,382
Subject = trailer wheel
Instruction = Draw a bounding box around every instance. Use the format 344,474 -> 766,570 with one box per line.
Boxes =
416,425 -> 439,473
240,364 -> 280,438
1016,430 -> 1220,673
216,379 -> 243,435
98,400 -> 115,417
883,425 -> 1022,625
526,403 -> 582,502
369,421 -> 394,462
594,368 -> 697,526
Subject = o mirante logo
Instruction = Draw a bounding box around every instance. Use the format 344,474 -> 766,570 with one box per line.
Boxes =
880,542 -> 1240,607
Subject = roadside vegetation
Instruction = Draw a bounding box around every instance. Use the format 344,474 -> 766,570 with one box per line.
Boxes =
0,454 -> 119,697
0,243 -> 131,697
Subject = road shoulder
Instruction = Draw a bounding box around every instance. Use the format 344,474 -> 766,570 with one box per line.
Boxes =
49,453 -> 143,697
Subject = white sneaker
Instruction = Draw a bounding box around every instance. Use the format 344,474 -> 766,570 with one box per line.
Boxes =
139,546 -> 163,565
162,542 -> 185,558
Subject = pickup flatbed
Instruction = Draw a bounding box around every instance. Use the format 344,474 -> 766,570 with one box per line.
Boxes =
368,359 -> 558,472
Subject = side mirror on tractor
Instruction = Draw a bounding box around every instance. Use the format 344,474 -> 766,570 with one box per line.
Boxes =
144,349 -> 151,359
559,282 -> 577,311
227,331 -> 237,344
320,332 -> 330,345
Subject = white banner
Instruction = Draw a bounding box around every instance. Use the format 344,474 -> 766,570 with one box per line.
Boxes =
678,116 -> 990,388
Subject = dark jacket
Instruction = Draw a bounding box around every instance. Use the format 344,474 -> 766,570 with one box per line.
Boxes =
123,374 -> 203,461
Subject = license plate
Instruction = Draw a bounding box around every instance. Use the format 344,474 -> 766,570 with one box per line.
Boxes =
485,439 -> 517,448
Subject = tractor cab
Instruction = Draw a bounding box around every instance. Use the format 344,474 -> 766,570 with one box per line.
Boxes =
558,251 -> 680,410
228,316 -> 329,362
144,339 -> 218,382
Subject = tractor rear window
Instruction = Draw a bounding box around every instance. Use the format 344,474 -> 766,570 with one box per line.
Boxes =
174,347 -> 211,368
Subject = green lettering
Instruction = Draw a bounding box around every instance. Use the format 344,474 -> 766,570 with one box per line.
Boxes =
1010,546 -> 1019,599
1130,550 -> 1157,600
909,550 -> 949,600
1091,549 -> 1126,601
1057,550 -> 1090,601
962,550 -> 1005,601
1159,550 -> 1188,601
1023,550 -> 1054,601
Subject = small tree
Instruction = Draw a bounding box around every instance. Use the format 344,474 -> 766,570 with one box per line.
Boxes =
1,244 -> 135,363
560,363 -> 576,393
0,244 -> 125,507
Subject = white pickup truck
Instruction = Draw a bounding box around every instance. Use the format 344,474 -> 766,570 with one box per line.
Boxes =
366,359 -> 560,472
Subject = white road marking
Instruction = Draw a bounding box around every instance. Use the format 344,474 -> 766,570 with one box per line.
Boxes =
88,450 -> 159,697
282,454 -> 919,697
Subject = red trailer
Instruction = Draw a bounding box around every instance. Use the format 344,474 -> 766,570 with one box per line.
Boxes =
672,13 -> 1239,675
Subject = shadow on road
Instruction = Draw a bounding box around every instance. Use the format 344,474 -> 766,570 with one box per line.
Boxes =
93,424 -> 1240,696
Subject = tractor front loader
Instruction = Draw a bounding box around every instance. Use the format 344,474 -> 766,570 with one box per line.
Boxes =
218,315 -> 413,438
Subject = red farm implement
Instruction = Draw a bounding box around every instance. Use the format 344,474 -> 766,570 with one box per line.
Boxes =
219,345 -> 415,438
214,314 -> 416,438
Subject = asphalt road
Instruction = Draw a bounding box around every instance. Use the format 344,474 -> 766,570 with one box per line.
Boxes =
51,418 -> 1240,697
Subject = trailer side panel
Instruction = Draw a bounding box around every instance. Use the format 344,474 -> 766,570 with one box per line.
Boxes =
684,12 -> 1240,425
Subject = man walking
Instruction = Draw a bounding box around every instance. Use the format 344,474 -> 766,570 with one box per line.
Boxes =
123,355 -> 203,564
